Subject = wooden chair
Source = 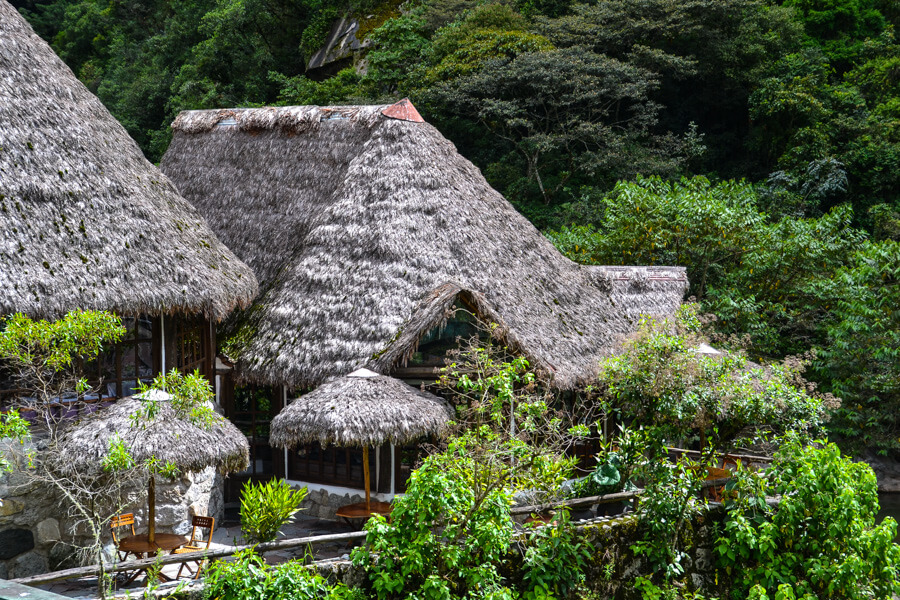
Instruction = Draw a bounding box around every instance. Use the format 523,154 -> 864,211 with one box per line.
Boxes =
110,513 -> 137,561
174,516 -> 215,580
111,513 -> 142,585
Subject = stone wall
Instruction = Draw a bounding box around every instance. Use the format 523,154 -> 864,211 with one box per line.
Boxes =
574,507 -> 725,598
298,485 -> 368,521
0,460 -> 223,580
315,505 -> 728,597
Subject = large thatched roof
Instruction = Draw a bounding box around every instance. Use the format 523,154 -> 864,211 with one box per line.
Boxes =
160,103 -> 688,390
54,393 -> 250,475
270,369 -> 454,448
0,1 -> 257,320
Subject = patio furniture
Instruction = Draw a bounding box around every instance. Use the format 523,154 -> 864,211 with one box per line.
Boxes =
174,516 -> 215,580
110,513 -> 138,561
117,533 -> 189,555
116,533 -> 190,585
54,389 -> 248,547
335,500 -> 392,526
111,513 -> 145,585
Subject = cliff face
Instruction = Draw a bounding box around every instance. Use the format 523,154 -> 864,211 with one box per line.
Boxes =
305,0 -> 403,77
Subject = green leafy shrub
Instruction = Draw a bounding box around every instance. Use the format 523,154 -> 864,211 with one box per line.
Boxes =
717,436 -> 900,599
812,239 -> 900,453
597,305 -> 834,450
240,479 -> 308,544
204,548 -> 360,600
134,369 -> 221,429
353,435 -> 518,599
353,434 -> 593,599
520,510 -> 590,599
0,411 -> 31,477
631,452 -> 709,583
571,455 -> 622,497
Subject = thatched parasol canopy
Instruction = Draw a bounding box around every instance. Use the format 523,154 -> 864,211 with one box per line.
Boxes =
54,391 -> 249,544
0,0 -> 257,320
271,369 -> 453,512
161,103 -> 688,390
55,392 -> 249,475
270,369 -> 454,450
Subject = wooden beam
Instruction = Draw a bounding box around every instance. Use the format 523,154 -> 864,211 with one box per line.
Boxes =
666,446 -> 773,464
15,479 -> 739,587
11,531 -> 367,587
510,489 -> 643,515
510,476 -> 735,516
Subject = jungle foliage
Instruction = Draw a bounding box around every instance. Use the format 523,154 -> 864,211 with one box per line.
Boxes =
12,0 -> 900,453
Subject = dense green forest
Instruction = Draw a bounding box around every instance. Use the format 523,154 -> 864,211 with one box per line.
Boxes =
15,0 -> 899,456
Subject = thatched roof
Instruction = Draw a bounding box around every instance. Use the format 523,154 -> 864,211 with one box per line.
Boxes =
0,1 -> 257,320
160,103 -> 688,390
54,393 -> 249,475
270,369 -> 454,448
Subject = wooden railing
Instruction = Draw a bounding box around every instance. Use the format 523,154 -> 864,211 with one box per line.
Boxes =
12,531 -> 367,586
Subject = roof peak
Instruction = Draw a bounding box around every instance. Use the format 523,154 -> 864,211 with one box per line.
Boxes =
170,102 -> 427,134
381,98 -> 424,123
347,368 -> 381,378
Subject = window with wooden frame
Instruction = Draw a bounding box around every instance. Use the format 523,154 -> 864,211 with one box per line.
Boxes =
226,385 -> 280,479
172,315 -> 212,377
78,313 -> 215,400
0,314 -> 216,417
82,315 -> 155,399
287,442 -> 426,492
288,442 -> 372,489
0,317 -> 154,408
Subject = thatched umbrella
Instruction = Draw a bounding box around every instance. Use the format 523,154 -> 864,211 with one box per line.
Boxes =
55,390 -> 249,544
270,369 -> 454,511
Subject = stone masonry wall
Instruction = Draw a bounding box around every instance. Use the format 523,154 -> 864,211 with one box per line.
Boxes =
574,506 -> 726,598
298,486 -> 368,521
127,505 -> 730,600
0,457 -> 223,580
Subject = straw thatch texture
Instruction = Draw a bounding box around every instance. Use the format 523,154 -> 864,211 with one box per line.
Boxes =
0,1 -> 257,320
54,396 -> 249,475
160,104 -> 688,390
270,373 -> 454,448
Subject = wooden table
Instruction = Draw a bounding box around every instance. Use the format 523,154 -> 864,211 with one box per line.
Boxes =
117,534 -> 189,584
118,533 -> 189,557
335,501 -> 392,527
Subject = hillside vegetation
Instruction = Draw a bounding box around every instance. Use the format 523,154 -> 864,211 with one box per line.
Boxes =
14,0 -> 900,455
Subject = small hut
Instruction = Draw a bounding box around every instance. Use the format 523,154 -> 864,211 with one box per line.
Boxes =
0,0 -> 258,396
159,102 -> 688,498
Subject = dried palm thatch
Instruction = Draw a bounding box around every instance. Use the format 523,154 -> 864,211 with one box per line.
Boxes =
53,391 -> 249,543
0,1 -> 257,321
160,103 -> 688,390
270,369 -> 454,449
54,394 -> 249,476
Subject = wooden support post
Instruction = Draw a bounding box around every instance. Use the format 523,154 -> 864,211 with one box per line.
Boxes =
148,475 -> 156,545
363,445 -> 371,512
